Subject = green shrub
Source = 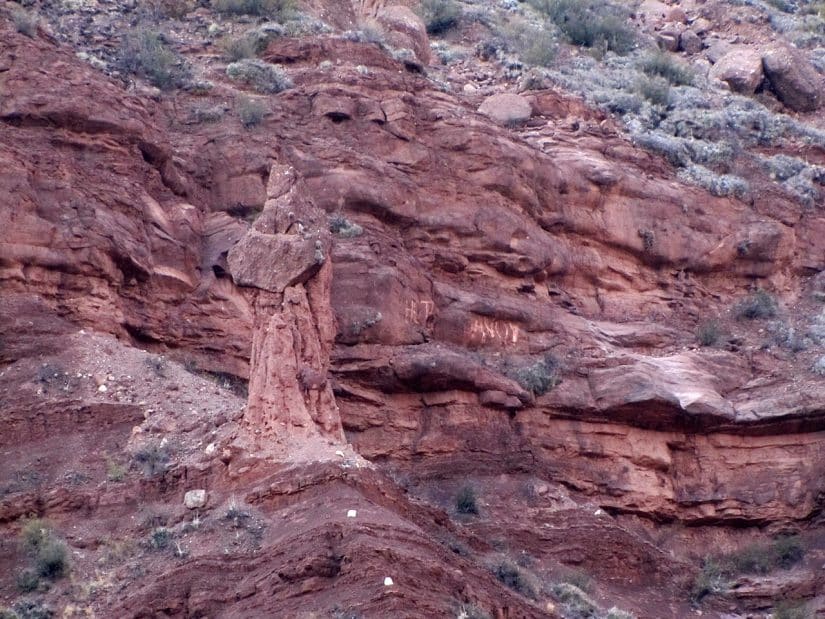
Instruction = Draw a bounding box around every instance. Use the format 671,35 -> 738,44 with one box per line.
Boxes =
12,8 -> 38,37
555,566 -> 592,593
532,0 -> 635,54
771,535 -> 805,568
637,75 -> 671,106
220,34 -> 258,61
773,600 -> 811,619
212,0 -> 296,18
455,485 -> 479,515
35,538 -> 69,579
763,154 -> 807,181
726,536 -> 805,573
640,50 -> 694,85
735,289 -> 778,320
8,600 -> 53,619
148,527 -> 172,550
697,320 -> 722,346
420,0 -> 461,35
19,519 -> 50,554
237,96 -> 267,127
508,354 -> 559,396
19,519 -> 69,581
106,458 -> 126,482
329,216 -> 364,237
133,443 -> 170,477
506,21 -> 558,67
493,560 -> 538,599
691,558 -> 725,603
693,536 -> 806,604
551,582 -> 600,618
118,29 -> 190,90
15,569 -> 39,593
678,165 -> 750,199
226,59 -> 292,93
225,503 -> 252,528
765,0 -> 797,13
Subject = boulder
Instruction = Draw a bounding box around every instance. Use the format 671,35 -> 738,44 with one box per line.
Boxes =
656,23 -> 684,52
691,18 -> 713,35
679,30 -> 702,55
709,48 -> 764,95
227,229 -> 326,293
705,39 -> 731,64
184,489 -> 207,509
637,0 -> 671,26
762,45 -> 823,112
666,6 -> 688,23
376,5 -> 430,66
477,93 -> 532,125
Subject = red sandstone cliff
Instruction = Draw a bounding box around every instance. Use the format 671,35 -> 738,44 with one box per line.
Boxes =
1,1 -> 824,617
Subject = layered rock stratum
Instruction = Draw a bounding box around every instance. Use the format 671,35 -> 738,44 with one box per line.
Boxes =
1,1 -> 825,617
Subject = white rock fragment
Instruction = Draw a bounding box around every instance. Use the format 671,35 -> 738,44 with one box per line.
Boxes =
347,510 -> 357,518
205,443 -> 217,455
594,508 -> 605,516
383,577 -> 394,586
335,450 -> 345,457
98,384 -> 108,393
184,489 -> 207,509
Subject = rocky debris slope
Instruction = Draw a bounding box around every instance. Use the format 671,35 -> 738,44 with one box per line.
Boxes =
2,2 -> 825,617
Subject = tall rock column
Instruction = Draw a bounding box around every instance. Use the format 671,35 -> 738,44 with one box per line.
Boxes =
227,165 -> 344,445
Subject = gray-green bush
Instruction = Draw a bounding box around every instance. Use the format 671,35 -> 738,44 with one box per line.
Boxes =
133,442 -> 170,477
639,50 -> 694,85
493,560 -> 538,599
12,8 -> 38,37
532,0 -> 635,54
18,520 -> 69,582
420,0 -> 462,35
692,536 -> 805,604
118,29 -> 190,90
226,59 -> 292,93
212,0 -> 295,19
237,96 -> 267,127
735,289 -> 778,320
220,34 -> 258,61
455,484 -> 479,515
506,21 -> 558,67
508,354 -> 560,396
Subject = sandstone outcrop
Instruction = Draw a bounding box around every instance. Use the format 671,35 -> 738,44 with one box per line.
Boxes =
2,5 -> 825,618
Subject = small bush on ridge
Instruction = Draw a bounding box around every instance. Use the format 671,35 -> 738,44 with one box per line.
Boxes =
420,0 -> 462,35
118,29 -> 190,90
455,485 -> 479,515
735,289 -> 778,320
226,59 -> 292,93
212,0 -> 296,19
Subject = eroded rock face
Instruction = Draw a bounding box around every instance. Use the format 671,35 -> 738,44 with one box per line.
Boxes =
2,14 -> 825,619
